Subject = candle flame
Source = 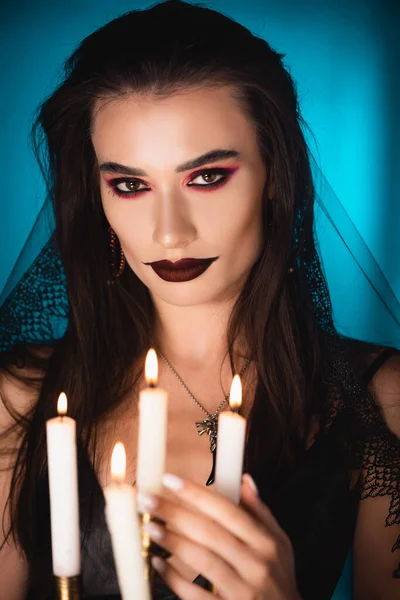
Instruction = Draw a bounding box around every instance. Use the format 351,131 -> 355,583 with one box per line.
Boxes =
145,348 -> 158,386
57,392 -> 68,416
111,442 -> 126,482
229,375 -> 242,411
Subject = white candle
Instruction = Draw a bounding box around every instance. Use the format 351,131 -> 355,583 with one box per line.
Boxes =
215,375 -> 246,504
136,349 -> 168,510
46,392 -> 81,576
104,443 -> 150,600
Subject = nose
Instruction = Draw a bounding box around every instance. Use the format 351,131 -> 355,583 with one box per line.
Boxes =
153,194 -> 197,250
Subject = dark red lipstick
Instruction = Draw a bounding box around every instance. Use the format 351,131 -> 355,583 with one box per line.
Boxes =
144,257 -> 218,282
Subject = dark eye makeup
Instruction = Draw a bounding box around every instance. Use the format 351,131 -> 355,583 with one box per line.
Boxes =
105,166 -> 238,198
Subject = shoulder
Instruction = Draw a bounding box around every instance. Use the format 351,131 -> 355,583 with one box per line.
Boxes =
341,338 -> 400,431
347,341 -> 400,598
0,346 -> 47,597
348,339 -> 400,437
365,351 -> 400,437
0,344 -> 53,434
341,337 -> 396,379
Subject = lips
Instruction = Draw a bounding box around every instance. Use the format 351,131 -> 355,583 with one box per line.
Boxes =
144,257 -> 218,282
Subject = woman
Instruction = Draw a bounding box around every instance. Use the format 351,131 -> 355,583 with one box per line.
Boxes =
0,1 -> 399,598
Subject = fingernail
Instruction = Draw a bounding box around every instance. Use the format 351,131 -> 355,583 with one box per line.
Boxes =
162,473 -> 184,491
151,556 -> 166,574
137,491 -> 158,511
143,521 -> 164,540
243,473 -> 258,496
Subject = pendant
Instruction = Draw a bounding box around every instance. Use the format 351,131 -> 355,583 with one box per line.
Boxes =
195,416 -> 218,452
205,449 -> 216,486
195,417 -> 218,486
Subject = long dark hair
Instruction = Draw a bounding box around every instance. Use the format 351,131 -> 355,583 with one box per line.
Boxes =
2,0 -> 333,559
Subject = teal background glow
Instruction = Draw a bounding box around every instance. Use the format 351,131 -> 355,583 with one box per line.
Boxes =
0,1 -> 399,596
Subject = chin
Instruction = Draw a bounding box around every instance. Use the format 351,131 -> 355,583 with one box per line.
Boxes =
150,284 -> 228,308
130,262 -> 247,307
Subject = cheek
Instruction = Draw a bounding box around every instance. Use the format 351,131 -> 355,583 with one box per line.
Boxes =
225,197 -> 264,269
101,195 -> 151,258
228,212 -> 263,262
211,185 -> 264,250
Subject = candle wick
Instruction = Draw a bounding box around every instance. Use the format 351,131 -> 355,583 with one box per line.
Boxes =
149,382 -> 156,389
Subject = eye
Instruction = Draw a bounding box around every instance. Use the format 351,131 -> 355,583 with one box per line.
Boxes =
188,168 -> 230,187
107,177 -> 150,197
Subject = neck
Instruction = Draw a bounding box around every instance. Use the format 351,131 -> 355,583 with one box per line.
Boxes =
148,294 -> 256,419
151,295 -> 246,372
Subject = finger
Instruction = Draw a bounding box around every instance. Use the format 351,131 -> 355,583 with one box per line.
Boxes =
145,521 -> 249,599
161,473 -> 280,558
151,556 -> 217,599
138,490 -> 265,584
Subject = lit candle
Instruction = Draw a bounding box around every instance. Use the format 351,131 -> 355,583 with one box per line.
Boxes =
46,392 -> 81,576
215,375 -> 246,504
136,349 -> 168,510
104,443 -> 150,600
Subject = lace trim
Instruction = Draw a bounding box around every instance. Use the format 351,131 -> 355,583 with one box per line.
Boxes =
0,239 -> 68,353
324,340 -> 400,578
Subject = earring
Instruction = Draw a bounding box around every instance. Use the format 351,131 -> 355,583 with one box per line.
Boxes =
108,227 -> 126,280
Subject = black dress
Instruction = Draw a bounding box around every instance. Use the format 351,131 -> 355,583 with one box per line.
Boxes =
27,349 -> 397,600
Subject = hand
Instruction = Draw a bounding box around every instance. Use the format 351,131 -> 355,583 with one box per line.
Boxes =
137,473 -> 301,599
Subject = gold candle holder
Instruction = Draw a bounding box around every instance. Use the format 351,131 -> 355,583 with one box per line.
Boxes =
53,575 -> 81,600
140,511 -> 157,593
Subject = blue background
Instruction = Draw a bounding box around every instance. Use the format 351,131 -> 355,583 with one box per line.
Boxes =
1,0 -> 399,596
1,0 -> 399,348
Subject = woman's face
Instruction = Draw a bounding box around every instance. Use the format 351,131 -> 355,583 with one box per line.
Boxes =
91,86 -> 267,307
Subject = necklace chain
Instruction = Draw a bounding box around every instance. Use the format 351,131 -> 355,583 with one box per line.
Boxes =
158,352 -> 251,484
158,352 -> 251,420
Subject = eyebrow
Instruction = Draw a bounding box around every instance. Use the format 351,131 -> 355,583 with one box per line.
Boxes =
99,149 -> 240,177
